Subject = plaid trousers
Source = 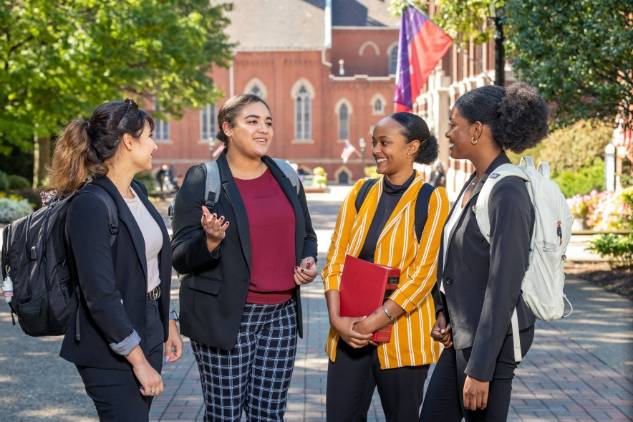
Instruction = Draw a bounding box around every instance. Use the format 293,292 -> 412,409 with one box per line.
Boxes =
191,299 -> 297,422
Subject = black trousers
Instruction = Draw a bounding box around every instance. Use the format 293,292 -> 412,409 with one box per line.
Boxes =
420,326 -> 534,422
327,341 -> 429,422
77,300 -> 165,422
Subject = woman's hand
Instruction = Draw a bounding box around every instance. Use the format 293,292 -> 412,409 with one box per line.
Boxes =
463,375 -> 489,411
294,256 -> 317,285
133,360 -> 164,397
430,311 -> 452,348
127,346 -> 163,396
164,320 -> 183,363
331,315 -> 372,349
200,206 -> 229,252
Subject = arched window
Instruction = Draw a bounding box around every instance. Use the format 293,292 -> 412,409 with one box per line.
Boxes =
295,85 -> 312,140
153,98 -> 170,141
373,98 -> 383,114
388,45 -> 398,75
249,85 -> 262,97
200,104 -> 217,141
338,103 -> 349,141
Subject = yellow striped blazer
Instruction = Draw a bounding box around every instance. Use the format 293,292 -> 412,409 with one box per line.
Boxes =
322,174 -> 449,369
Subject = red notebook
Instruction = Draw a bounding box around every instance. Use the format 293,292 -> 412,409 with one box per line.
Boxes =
339,255 -> 401,343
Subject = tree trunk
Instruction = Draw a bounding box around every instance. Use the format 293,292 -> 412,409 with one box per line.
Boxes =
32,136 -> 51,188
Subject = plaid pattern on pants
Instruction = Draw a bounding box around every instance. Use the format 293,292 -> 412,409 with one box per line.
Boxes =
191,299 -> 298,422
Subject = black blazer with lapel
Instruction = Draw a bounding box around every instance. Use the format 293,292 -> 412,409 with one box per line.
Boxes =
60,177 -> 172,370
434,153 -> 536,381
171,154 -> 317,350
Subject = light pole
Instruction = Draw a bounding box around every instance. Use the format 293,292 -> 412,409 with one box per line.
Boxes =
489,3 -> 505,86
359,137 -> 366,177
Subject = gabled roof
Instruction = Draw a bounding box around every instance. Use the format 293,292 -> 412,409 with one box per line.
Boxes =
222,0 -> 326,51
332,0 -> 399,27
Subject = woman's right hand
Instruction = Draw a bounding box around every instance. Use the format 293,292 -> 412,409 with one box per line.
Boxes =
201,206 -> 229,251
133,360 -> 164,397
431,311 -> 453,348
331,316 -> 373,349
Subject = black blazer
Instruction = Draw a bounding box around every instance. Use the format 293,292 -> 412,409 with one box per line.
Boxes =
171,154 -> 317,350
435,153 -> 536,381
60,177 -> 171,370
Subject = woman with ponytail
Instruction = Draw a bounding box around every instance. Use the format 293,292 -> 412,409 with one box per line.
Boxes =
322,112 -> 449,421
52,99 -> 183,422
420,83 -> 549,421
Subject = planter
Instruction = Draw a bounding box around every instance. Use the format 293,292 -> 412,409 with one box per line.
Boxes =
572,217 -> 587,232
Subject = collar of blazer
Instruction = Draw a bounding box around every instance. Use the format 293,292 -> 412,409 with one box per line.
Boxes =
91,176 -> 169,285
351,172 -> 427,255
440,152 -> 512,272
214,154 -> 303,272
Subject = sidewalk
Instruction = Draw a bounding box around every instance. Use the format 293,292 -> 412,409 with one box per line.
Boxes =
0,188 -> 631,421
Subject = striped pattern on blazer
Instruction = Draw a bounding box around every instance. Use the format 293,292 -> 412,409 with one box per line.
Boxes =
322,174 -> 449,369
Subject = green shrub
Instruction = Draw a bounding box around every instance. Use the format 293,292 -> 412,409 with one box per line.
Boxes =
364,166 -> 378,178
11,189 -> 43,209
135,171 -> 157,194
7,174 -> 31,190
0,197 -> 33,224
590,234 -> 633,269
554,159 -> 604,198
312,167 -> 327,188
0,171 -> 8,191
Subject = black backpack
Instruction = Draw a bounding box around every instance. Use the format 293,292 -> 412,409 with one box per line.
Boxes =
354,178 -> 435,242
1,184 -> 117,337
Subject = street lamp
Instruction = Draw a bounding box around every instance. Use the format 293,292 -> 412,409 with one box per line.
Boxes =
359,137 -> 366,176
489,2 -> 505,86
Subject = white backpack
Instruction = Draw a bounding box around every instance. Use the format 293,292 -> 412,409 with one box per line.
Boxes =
474,157 -> 573,362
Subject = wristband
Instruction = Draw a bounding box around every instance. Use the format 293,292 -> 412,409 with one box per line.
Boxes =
382,306 -> 395,323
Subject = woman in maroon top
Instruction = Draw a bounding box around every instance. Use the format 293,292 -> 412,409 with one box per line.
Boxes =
171,94 -> 318,421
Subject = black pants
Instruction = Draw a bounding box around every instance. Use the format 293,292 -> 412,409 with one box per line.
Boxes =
77,300 -> 165,422
327,341 -> 429,422
420,326 -> 534,422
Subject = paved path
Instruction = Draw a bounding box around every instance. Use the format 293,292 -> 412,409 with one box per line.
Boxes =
0,187 -> 631,421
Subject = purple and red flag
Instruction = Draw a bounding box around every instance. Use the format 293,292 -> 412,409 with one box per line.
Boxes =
394,6 -> 452,112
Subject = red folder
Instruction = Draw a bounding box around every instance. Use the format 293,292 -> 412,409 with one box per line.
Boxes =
339,255 -> 401,343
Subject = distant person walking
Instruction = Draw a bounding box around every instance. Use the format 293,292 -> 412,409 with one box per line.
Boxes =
51,99 -> 183,422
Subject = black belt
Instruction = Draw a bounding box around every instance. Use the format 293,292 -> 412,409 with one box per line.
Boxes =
147,285 -> 161,301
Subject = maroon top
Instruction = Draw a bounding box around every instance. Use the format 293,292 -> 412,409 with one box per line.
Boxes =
235,169 -> 296,304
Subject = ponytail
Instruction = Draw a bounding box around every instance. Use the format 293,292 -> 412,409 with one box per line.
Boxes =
49,99 -> 153,197
49,119 -> 93,196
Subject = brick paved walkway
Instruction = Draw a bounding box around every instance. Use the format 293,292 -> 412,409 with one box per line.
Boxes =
149,191 -> 633,422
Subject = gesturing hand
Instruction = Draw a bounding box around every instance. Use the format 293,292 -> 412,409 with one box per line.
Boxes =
294,256 -> 317,285
201,206 -> 229,251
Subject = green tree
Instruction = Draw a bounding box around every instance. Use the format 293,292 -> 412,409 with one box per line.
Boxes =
505,0 -> 633,128
389,0 -> 503,44
0,0 -> 233,185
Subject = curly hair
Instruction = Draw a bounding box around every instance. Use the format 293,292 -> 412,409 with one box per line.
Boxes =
389,112 -> 439,165
454,83 -> 549,153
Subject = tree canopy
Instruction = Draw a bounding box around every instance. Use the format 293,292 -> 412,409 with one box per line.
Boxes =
0,0 -> 233,155
506,0 -> 633,128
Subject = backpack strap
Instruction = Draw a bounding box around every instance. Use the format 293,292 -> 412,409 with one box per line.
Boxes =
474,164 -> 527,243
87,185 -> 119,247
355,178 -> 379,212
272,158 -> 300,195
414,183 -> 435,242
203,161 -> 221,212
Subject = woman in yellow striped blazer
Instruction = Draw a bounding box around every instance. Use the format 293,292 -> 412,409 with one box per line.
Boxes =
322,112 -> 449,421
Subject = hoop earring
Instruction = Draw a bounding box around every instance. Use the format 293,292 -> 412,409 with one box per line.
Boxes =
470,136 -> 479,145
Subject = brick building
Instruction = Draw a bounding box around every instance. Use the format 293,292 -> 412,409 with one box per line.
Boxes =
151,0 -> 400,184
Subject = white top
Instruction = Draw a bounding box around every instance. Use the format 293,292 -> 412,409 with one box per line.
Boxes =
123,190 -> 162,293
440,188 -> 468,293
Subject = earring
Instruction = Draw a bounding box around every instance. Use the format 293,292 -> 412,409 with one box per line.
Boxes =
470,136 -> 479,145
